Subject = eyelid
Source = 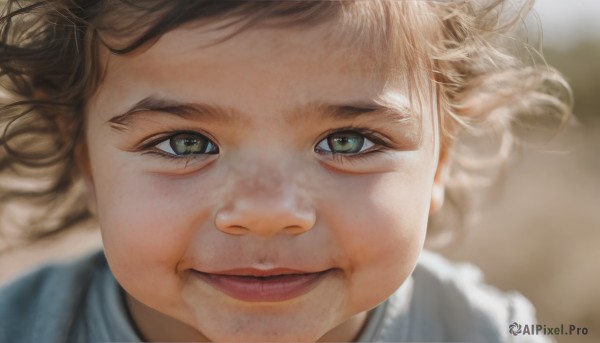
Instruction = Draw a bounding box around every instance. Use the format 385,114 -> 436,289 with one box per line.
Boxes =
136,130 -> 218,151
314,127 -> 396,165
132,131 -> 219,166
315,127 -> 394,151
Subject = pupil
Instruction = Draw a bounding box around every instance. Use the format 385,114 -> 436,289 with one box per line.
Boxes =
329,133 -> 363,153
170,133 -> 205,155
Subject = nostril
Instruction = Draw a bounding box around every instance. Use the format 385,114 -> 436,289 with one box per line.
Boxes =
213,191 -> 316,236
282,225 -> 311,235
218,225 -> 248,236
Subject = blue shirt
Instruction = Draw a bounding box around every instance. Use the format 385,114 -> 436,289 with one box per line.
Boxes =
0,250 -> 551,342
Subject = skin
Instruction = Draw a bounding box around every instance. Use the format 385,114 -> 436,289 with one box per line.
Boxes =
83,20 -> 446,342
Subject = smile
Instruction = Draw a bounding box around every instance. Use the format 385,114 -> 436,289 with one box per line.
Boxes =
193,268 -> 335,302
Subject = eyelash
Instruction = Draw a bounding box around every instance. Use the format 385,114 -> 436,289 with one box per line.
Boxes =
137,127 -> 393,163
137,131 -> 217,163
315,127 -> 393,164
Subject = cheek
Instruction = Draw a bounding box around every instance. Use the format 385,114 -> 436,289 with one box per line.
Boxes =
93,166 -> 217,289
322,167 -> 432,308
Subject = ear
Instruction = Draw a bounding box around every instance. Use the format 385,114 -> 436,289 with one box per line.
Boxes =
430,147 -> 450,214
75,138 -> 98,216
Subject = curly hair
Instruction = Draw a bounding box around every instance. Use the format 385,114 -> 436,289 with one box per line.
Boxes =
0,0 -> 572,247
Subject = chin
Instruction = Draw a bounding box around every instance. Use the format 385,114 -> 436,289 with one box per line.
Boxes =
204,327 -> 325,343
192,313 -> 335,343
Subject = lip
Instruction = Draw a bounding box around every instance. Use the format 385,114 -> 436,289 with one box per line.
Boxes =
193,268 -> 334,302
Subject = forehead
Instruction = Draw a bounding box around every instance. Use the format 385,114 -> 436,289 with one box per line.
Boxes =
92,0 -> 440,77
90,26 -> 383,121
89,1 -> 439,122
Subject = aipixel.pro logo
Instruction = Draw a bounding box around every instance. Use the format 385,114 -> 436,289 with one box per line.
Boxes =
509,322 -> 589,337
509,322 -> 522,336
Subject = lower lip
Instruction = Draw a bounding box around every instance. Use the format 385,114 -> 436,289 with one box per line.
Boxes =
194,269 -> 333,302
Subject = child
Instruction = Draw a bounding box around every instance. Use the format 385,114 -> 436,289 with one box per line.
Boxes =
0,0 -> 572,342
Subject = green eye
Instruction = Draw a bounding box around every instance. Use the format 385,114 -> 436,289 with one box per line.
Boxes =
156,132 -> 219,156
316,131 -> 374,154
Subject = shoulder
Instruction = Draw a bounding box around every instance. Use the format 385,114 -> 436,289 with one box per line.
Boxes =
377,251 -> 551,342
0,250 -> 107,343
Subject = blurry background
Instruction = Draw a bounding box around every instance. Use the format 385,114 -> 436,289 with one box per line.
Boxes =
436,2 -> 600,343
0,2 -> 598,343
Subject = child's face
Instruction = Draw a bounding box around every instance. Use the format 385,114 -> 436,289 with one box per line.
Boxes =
84,20 -> 444,342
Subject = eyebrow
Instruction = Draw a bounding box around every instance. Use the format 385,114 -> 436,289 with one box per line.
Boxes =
107,96 -> 414,130
108,97 -> 236,130
317,102 -> 414,125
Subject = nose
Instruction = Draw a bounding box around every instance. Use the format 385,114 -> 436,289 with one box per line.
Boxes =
214,182 -> 316,237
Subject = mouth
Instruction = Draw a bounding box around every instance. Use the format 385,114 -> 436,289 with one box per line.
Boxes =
192,268 -> 335,302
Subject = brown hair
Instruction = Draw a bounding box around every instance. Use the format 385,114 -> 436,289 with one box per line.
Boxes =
0,0 -> 572,247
